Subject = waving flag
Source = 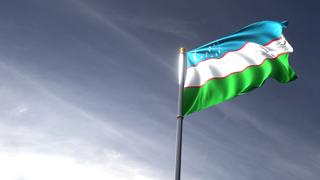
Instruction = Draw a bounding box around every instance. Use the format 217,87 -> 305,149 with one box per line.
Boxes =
182,21 -> 297,115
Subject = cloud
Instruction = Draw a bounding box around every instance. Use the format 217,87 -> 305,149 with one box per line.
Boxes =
0,149 -> 158,180
69,0 -> 174,72
108,15 -> 199,40
0,60 -> 170,179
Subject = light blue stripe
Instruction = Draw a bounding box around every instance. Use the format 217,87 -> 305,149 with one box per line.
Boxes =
186,21 -> 288,67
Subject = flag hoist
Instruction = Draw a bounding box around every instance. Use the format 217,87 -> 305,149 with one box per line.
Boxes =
175,47 -> 186,180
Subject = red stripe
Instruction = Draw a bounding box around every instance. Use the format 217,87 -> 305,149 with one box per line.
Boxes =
185,52 -> 287,89
189,36 -> 284,68
263,36 -> 283,46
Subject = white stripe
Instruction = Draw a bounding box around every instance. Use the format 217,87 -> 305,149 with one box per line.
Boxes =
184,36 -> 293,87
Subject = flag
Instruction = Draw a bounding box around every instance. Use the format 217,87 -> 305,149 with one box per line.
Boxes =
183,21 -> 297,115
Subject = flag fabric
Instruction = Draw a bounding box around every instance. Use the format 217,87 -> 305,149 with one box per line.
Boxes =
183,21 -> 297,115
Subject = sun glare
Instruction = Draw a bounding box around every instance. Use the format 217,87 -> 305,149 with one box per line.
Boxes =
0,151 -> 155,180
178,53 -> 184,85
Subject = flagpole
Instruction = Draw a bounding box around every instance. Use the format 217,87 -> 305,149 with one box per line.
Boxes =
175,47 -> 186,180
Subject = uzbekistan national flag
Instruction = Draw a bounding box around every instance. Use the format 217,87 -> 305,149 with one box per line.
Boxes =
183,20 -> 297,115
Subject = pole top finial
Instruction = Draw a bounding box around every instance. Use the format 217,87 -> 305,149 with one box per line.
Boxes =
179,47 -> 186,53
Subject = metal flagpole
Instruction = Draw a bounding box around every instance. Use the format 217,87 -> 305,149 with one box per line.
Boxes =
175,47 -> 186,180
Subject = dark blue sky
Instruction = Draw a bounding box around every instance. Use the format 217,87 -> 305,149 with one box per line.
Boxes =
0,0 -> 319,179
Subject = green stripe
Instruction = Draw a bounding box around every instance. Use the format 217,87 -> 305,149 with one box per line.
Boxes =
182,54 -> 297,115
